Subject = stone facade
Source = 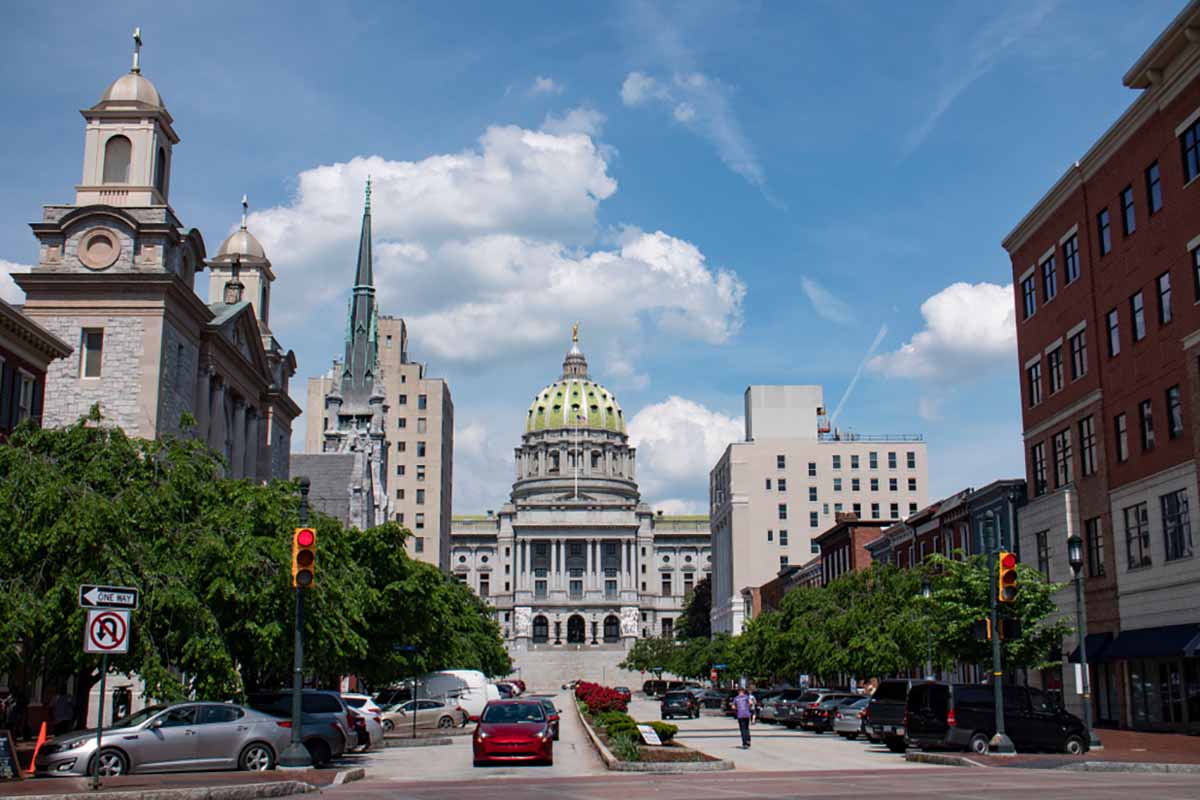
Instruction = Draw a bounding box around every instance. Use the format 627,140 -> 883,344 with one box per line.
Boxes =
38,314 -> 144,431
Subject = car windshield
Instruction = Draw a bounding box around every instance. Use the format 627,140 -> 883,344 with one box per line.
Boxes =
111,705 -> 167,730
664,692 -> 691,701
344,697 -> 365,708
481,703 -> 545,723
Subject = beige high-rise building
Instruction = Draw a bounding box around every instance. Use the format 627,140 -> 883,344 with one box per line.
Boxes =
709,385 -> 928,634
303,315 -> 454,570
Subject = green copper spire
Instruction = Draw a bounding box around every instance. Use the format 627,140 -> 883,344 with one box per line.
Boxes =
341,179 -> 378,399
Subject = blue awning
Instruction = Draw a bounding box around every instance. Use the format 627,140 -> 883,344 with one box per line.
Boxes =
1067,632 -> 1113,664
1102,623 -> 1200,661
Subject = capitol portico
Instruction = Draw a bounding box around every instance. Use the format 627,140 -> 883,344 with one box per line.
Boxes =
450,331 -> 709,679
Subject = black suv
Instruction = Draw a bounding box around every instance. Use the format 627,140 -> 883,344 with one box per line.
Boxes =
868,678 -> 919,752
905,682 -> 1090,755
660,690 -> 701,719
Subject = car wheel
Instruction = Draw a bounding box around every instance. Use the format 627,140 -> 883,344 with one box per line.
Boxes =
91,748 -> 128,777
968,732 -> 990,755
1064,735 -> 1085,756
437,716 -> 454,729
383,719 -> 394,732
845,732 -> 858,741
239,742 -> 275,772
304,738 -> 332,766
885,736 -> 907,753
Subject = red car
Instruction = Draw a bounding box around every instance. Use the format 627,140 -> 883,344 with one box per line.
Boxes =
472,700 -> 554,766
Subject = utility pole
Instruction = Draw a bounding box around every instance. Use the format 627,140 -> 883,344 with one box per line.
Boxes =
985,510 -> 1015,755
279,477 -> 313,769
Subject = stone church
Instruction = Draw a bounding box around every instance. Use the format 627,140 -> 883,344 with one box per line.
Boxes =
14,33 -> 300,479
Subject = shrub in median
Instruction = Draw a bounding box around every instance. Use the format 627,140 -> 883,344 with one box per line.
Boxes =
595,711 -> 634,727
610,731 -> 642,762
576,681 -> 629,713
646,721 -> 678,743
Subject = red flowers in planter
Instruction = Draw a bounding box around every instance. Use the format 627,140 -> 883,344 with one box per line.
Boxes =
575,681 -> 629,713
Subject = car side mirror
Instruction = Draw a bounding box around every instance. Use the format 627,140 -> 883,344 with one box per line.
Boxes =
149,719 -> 163,730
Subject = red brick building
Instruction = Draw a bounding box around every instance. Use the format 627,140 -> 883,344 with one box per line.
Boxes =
814,514 -> 891,585
0,299 -> 71,438
1001,1 -> 1200,733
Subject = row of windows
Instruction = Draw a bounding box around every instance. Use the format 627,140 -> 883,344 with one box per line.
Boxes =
779,501 -> 914,523
395,463 -> 428,480
1022,233 -> 1081,319
395,441 -> 428,456
394,487 -> 429,504
775,451 -> 918,471
832,476 -> 919,493
397,416 -> 429,433
1026,327 -> 1087,407
397,393 -> 428,409
1097,157 -> 1167,258
1103,271 -> 1174,359
1123,489 -> 1193,569
393,511 -> 426,529
1030,415 -> 1098,496
1113,386 -> 1184,463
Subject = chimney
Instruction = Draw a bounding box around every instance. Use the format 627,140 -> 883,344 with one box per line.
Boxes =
223,255 -> 244,304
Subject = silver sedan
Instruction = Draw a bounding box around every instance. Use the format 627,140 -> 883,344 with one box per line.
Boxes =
35,702 -> 290,777
832,696 -> 871,739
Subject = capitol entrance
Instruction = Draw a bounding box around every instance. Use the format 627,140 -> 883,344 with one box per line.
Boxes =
566,614 -> 586,644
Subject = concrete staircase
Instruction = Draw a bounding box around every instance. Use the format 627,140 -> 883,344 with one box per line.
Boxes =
508,646 -> 646,691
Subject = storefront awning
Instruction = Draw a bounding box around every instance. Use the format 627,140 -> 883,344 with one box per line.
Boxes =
1102,623 -> 1200,661
1067,632 -> 1113,663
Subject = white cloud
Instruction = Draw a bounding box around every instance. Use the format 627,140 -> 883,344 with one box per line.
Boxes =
541,107 -> 606,138
620,70 -> 764,188
0,260 -> 30,304
628,396 -> 743,503
799,276 -> 854,325
530,76 -> 564,96
917,395 -> 944,421
868,282 -> 1016,381
452,419 -> 518,513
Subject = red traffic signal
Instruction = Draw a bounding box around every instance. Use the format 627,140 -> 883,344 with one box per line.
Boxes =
997,551 -> 1018,603
292,527 -> 316,588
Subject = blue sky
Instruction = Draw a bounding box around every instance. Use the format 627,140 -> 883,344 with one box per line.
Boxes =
0,0 -> 1182,512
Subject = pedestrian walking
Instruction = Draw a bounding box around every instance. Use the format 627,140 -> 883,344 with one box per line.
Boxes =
732,687 -> 753,748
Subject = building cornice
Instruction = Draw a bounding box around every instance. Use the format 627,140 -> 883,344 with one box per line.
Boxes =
1023,389 -> 1103,441
0,300 -> 73,360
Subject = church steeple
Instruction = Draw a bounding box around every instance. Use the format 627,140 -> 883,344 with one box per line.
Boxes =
341,179 -> 378,400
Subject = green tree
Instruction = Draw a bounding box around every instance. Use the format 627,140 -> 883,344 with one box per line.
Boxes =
674,575 -> 711,640
619,635 -> 679,675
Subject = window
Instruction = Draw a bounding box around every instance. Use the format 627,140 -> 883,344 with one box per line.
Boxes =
1194,247 -> 1200,302
832,455 -> 842,469
479,574 -> 490,598
1139,399 -> 1155,451
82,329 -> 104,377
1183,117 -> 1200,183
852,478 -> 861,491
534,580 -> 547,599
1167,385 -> 1183,439
1145,161 -> 1162,214
1047,346 -> 1064,394
1052,428 -> 1073,488
1022,275 -> 1037,319
415,513 -> 425,529
418,394 -> 427,410
906,451 -> 916,469
1035,531 -> 1050,580
416,464 -> 426,481
1161,489 -> 1193,561
1069,330 -> 1087,380
416,489 -> 425,505
1157,272 -> 1172,325
870,478 -> 879,491
889,478 -> 898,491
396,465 -> 405,476
807,486 -> 816,501
1131,292 -> 1146,341
1124,502 -> 1151,569
776,454 -> 786,469
569,579 -> 582,599
853,502 -> 862,516
851,454 -> 860,469
833,478 -> 842,491
1027,361 -> 1043,406
417,441 -> 426,457
397,442 -> 406,452
907,477 -> 917,491
102,135 -> 131,183
417,417 -> 427,433
1063,234 -> 1080,283
1085,518 -> 1104,577
1041,256 -> 1057,301
890,502 -> 899,519
1032,442 -> 1047,496
778,503 -> 787,520
767,529 -> 773,542
765,478 -> 772,490
909,502 -> 918,515
1106,309 -> 1121,357
153,147 -> 167,194
888,451 -> 897,469
1079,416 -> 1097,476
1097,208 -> 1111,255
780,530 -> 790,545
398,394 -> 407,405
16,373 -> 34,422
1115,413 -> 1129,463
810,510 -> 819,528
778,479 -> 788,492
811,541 -> 821,554
661,576 -> 672,597
808,462 -> 816,477
869,451 -> 878,469
398,417 -> 407,429
779,556 -> 789,570
1120,185 -> 1136,235
870,503 -> 880,520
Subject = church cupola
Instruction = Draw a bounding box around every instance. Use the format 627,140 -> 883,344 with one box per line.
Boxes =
561,322 -> 590,379
210,195 -> 275,329
77,28 -> 179,208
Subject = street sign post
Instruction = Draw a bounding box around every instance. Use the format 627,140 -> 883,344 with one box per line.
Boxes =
79,585 -> 139,611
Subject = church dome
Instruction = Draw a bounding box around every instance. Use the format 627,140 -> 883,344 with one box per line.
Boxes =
100,71 -> 165,109
215,228 -> 267,261
525,331 -> 625,434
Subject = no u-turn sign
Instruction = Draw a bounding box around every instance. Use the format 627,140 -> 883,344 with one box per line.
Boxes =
84,609 -> 130,654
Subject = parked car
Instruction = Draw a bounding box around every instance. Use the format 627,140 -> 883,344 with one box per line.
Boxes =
472,700 -> 554,766
381,699 -> 466,732
35,702 -> 292,777
768,689 -> 818,727
696,689 -> 731,709
373,687 -> 412,707
801,694 -> 859,733
509,679 -> 527,693
342,693 -> 383,714
905,682 -> 1090,755
833,697 -> 871,739
562,679 -> 580,691
660,690 -> 700,720
496,683 -> 515,699
867,678 -> 920,752
246,689 -> 352,765
756,690 -> 787,723
496,681 -> 522,697
531,696 -> 562,741
614,687 -> 633,704
347,705 -> 384,750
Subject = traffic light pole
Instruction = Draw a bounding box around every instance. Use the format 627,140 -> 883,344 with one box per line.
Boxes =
985,510 -> 1015,755
280,477 -> 313,769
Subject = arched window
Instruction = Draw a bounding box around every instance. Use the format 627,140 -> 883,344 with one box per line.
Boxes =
153,146 -> 167,195
102,136 -> 132,183
603,615 -> 620,643
532,615 -> 549,644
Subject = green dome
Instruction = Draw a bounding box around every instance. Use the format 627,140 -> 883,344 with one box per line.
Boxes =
526,377 -> 626,434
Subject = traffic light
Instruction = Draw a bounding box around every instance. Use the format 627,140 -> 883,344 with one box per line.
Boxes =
292,527 -> 316,588
997,551 -> 1018,603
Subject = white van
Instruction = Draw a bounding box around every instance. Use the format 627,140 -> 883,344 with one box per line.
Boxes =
419,670 -> 491,719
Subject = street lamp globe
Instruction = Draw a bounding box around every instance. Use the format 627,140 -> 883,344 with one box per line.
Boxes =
1067,533 -> 1084,575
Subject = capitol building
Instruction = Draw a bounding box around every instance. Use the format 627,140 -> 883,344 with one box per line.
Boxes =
449,331 -> 709,681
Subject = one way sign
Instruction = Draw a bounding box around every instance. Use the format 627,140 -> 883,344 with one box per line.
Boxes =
78,584 -> 139,610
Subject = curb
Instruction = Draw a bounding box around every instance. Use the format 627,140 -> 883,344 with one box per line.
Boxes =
382,736 -> 452,748
574,700 -> 734,773
9,779 -> 317,800
331,767 -> 366,785
904,752 -> 986,768
1059,761 -> 1200,774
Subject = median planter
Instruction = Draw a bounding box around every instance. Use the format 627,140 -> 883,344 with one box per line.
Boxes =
576,699 -> 733,772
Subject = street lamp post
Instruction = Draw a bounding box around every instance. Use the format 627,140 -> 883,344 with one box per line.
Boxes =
279,477 -> 313,769
985,510 -> 1015,755
1066,533 -> 1102,751
921,577 -> 933,678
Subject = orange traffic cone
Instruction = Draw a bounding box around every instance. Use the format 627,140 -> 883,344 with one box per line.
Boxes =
26,721 -> 47,775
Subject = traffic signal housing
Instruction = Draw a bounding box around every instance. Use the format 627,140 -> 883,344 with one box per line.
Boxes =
292,527 -> 316,588
997,551 -> 1018,603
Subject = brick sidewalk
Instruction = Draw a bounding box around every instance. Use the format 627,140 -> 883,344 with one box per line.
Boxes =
0,768 -> 337,797
945,728 -> 1200,768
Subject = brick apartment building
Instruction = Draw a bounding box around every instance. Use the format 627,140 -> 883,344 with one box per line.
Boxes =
1001,1 -> 1200,733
